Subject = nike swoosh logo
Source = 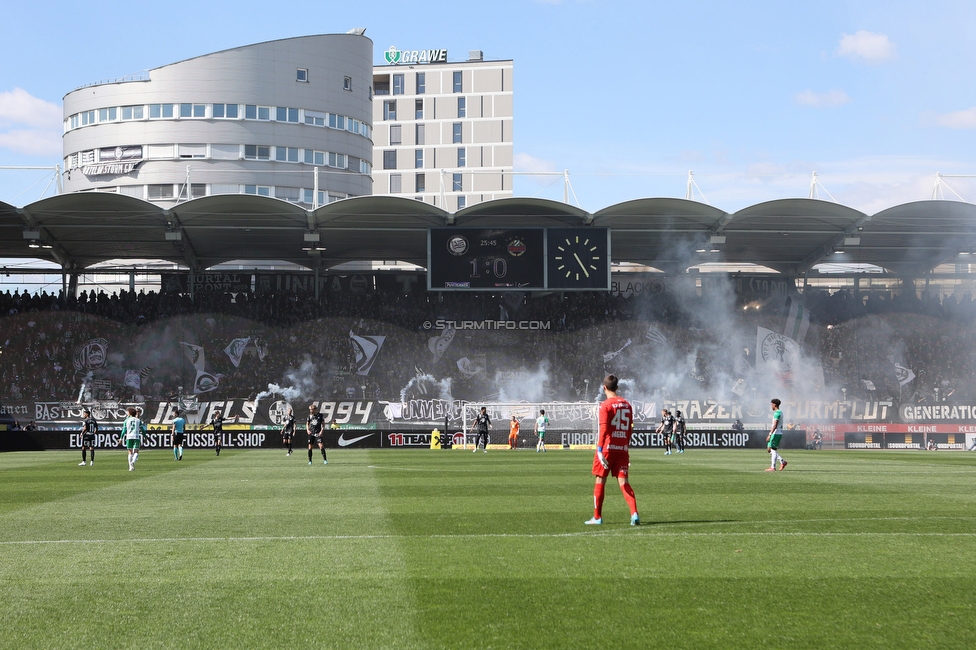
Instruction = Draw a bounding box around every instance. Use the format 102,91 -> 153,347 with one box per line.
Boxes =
338,432 -> 375,447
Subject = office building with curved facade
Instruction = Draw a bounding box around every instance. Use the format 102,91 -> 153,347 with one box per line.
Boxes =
62,33 -> 373,206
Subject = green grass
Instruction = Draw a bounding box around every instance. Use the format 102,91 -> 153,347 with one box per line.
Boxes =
2,448 -> 976,649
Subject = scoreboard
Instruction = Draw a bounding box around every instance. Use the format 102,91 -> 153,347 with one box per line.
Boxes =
427,227 -> 610,291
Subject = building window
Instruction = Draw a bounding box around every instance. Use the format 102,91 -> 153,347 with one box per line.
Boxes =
212,103 -> 238,119
328,152 -> 347,169
244,185 -> 271,197
390,124 -> 402,145
81,110 -> 95,125
98,107 -> 117,122
457,148 -> 466,167
148,184 -> 174,200
453,173 -> 462,192
416,72 -> 425,94
453,71 -> 462,93
390,174 -> 402,194
344,76 -> 352,91
211,144 -> 240,160
275,146 -> 299,163
244,145 -> 271,160
415,99 -> 424,120
297,68 -> 308,82
383,150 -> 397,170
276,107 -> 299,123
275,186 -> 301,202
180,103 -> 205,118
393,74 -> 404,95
305,110 -> 325,126
245,105 -> 271,120
329,114 -> 346,130
457,196 -> 466,209
416,123 -> 425,145
453,122 -> 462,144
190,183 -> 207,199
383,100 -> 397,121
178,144 -> 206,159
121,105 -> 143,120
304,149 -> 326,166
416,173 -> 426,193
415,149 -> 423,169
304,189 -> 326,205
149,104 -> 174,119
360,159 -> 372,175
457,97 -> 466,118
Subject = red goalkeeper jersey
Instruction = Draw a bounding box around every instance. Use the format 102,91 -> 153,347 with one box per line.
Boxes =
598,396 -> 633,458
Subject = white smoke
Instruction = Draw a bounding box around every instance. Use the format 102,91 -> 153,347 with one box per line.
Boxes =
252,355 -> 319,409
400,368 -> 453,402
496,360 -> 551,403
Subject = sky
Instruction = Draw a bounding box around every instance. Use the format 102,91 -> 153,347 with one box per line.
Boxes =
2,0 -> 976,214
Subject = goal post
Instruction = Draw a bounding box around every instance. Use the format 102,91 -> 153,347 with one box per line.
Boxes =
460,402 -> 599,450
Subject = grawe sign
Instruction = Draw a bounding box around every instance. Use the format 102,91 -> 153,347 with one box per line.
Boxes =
384,46 -> 448,65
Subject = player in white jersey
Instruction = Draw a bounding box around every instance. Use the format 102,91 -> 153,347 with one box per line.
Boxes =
119,406 -> 144,471
535,409 -> 550,452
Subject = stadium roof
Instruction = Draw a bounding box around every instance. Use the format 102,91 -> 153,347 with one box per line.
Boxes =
1,193 -> 974,276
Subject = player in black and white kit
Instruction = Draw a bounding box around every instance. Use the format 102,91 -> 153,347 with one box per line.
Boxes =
78,409 -> 98,466
672,410 -> 686,453
307,404 -> 328,465
211,410 -> 231,456
657,408 -> 675,455
281,406 -> 295,456
472,407 -> 491,453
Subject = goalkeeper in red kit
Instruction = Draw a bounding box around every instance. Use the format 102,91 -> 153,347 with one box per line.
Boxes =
585,374 -> 640,526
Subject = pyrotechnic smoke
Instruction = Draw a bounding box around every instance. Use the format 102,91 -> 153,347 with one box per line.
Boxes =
252,355 -> 319,408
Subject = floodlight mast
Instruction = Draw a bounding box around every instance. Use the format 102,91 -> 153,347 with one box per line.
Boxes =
685,170 -> 709,204
932,172 -> 972,201
0,165 -> 63,198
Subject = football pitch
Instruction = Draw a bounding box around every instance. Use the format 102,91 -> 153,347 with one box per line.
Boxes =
2,448 -> 975,649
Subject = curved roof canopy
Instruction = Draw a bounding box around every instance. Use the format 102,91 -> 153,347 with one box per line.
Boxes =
0,193 -> 971,276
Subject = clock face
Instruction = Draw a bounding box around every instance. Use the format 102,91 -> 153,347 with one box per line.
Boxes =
546,228 -> 610,290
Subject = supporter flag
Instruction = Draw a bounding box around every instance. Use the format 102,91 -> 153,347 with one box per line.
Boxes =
349,331 -> 386,376
428,327 -> 455,364
756,327 -> 799,374
193,370 -> 219,394
503,292 -> 524,316
895,364 -> 916,386
224,337 -> 251,368
180,342 -> 206,371
603,338 -> 632,363
784,297 -> 810,344
124,370 -> 141,390
139,366 -> 153,380
73,337 -> 108,371
645,326 -> 667,346
457,355 -> 486,379
254,338 -> 268,361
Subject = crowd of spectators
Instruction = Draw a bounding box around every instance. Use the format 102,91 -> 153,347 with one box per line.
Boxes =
1,278 -> 974,407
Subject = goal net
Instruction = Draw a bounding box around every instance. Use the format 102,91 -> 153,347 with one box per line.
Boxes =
460,402 -> 599,450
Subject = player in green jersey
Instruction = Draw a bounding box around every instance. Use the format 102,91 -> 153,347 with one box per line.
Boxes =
765,398 -> 787,471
